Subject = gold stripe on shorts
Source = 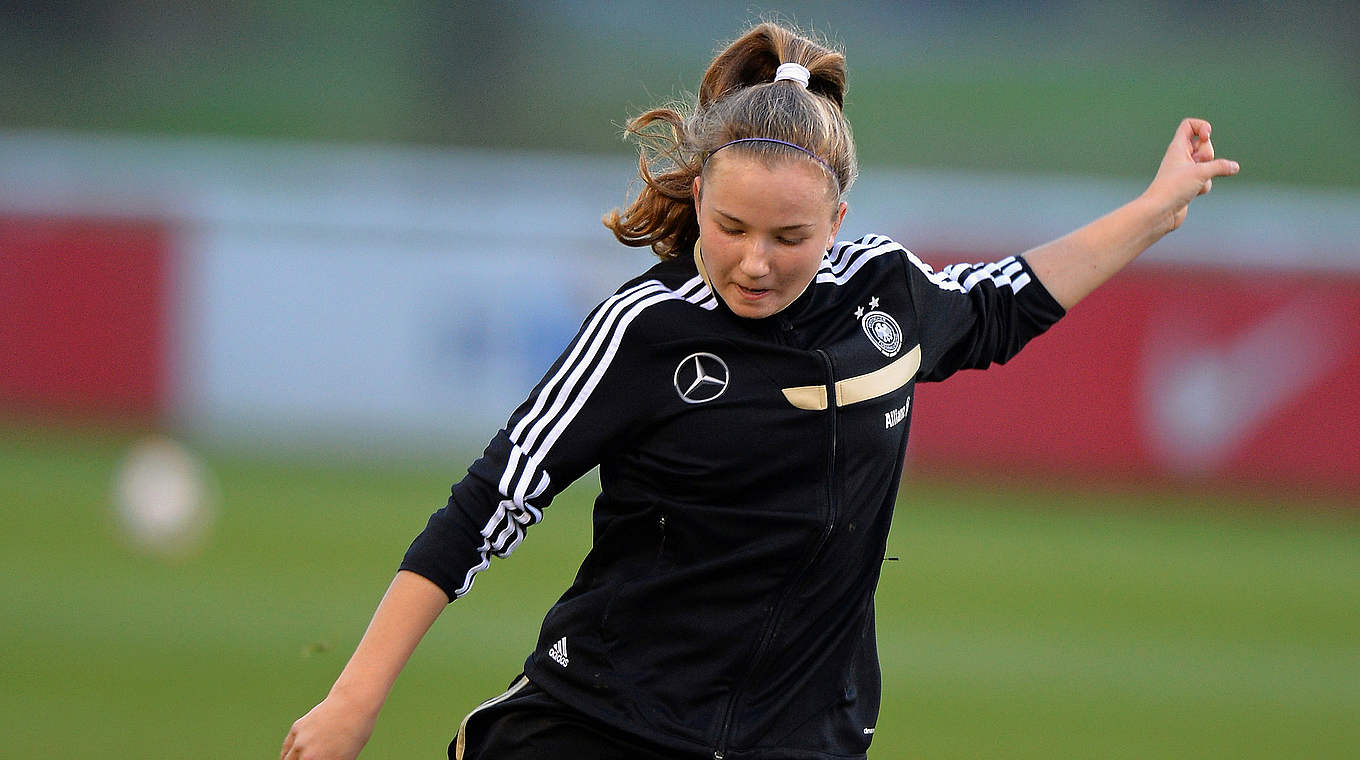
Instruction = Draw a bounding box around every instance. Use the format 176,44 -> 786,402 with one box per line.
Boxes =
453,675 -> 531,760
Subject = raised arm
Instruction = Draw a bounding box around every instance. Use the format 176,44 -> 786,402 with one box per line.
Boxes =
1022,118 -> 1240,309
280,570 -> 448,760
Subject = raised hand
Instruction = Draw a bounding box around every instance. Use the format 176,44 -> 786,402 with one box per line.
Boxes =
1143,117 -> 1241,232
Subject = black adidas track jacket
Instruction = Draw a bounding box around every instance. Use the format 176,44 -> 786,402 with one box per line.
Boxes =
402,234 -> 1065,759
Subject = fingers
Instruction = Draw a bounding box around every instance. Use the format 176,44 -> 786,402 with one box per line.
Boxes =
1201,157 -> 1241,179
1173,117 -> 1206,153
1192,135 -> 1215,163
1172,117 -> 1214,160
1180,117 -> 1211,143
1145,119 -> 1239,218
1195,158 -> 1242,196
1171,118 -> 1240,173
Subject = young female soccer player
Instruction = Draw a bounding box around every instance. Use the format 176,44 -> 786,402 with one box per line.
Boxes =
282,21 -> 1238,760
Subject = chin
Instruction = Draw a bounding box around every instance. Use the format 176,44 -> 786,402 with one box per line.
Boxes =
731,302 -> 780,320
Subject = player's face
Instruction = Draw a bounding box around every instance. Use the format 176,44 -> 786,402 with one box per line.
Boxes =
694,153 -> 847,320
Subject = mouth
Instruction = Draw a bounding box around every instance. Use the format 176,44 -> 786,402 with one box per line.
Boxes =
735,284 -> 771,300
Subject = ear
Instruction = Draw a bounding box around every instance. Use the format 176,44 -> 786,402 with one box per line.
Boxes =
827,200 -> 848,247
692,175 -> 703,212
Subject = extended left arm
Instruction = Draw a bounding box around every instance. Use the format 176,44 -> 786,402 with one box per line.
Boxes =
1022,118 -> 1240,310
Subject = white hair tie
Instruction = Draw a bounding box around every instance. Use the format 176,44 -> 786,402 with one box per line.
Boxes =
773,62 -> 811,88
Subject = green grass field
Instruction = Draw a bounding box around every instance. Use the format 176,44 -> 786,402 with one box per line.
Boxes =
3,424 -> 1357,759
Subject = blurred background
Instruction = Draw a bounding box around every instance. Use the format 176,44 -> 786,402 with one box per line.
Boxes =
3,2 -> 1358,758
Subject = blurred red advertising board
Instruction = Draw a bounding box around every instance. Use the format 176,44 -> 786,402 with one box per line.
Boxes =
909,256 -> 1360,494
0,214 -> 170,421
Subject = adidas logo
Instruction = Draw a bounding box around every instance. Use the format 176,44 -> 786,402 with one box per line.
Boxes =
548,636 -> 569,668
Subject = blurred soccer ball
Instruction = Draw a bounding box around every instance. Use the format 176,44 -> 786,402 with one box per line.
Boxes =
111,435 -> 215,557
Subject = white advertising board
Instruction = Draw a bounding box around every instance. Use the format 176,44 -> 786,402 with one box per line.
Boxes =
3,131 -> 1357,454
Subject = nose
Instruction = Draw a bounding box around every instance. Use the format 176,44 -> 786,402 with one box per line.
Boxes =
738,243 -> 772,280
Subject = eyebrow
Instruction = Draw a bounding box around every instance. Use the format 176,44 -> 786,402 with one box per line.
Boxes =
714,209 -> 814,231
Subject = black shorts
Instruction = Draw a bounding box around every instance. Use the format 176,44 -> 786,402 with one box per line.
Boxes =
452,675 -> 697,760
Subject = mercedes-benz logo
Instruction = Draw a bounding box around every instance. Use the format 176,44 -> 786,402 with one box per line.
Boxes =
673,352 -> 730,404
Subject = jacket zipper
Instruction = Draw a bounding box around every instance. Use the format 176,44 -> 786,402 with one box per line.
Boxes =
773,316 -> 795,346
712,348 -> 839,759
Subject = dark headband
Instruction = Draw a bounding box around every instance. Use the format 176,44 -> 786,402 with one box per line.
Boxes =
703,137 -> 839,191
